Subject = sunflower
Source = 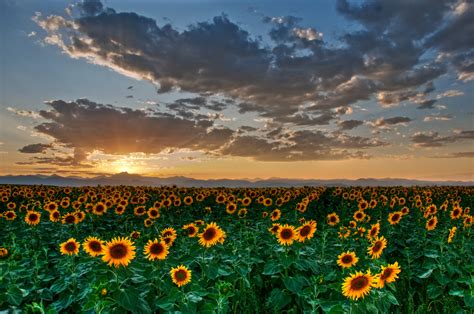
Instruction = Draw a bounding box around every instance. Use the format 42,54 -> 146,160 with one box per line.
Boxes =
268,223 -> 281,235
4,210 -> 17,221
61,212 -> 78,224
182,223 -> 199,237
295,220 -> 317,242
367,222 -> 380,240
276,224 -> 296,246
198,222 -> 224,248
450,207 -> 462,220
342,270 -> 374,300
147,207 -> 160,219
237,208 -> 248,218
170,265 -> 192,287
368,236 -> 387,259
447,226 -> 457,243
226,203 -> 237,214
75,211 -> 86,222
463,215 -> 473,227
102,237 -> 136,268
92,202 -> 107,216
426,216 -> 438,231
115,205 -> 126,215
349,220 -> 357,229
130,231 -> 141,239
44,202 -> 58,212
388,212 -> 402,225
337,251 -> 359,268
0,248 -> 8,258
161,227 -> 177,241
60,238 -> 80,256
25,210 -> 41,226
353,210 -> 366,222
270,209 -> 281,221
134,206 -> 146,216
83,236 -> 105,257
141,218 -> 152,227
144,239 -> 169,261
374,262 -> 401,288
327,213 -> 340,226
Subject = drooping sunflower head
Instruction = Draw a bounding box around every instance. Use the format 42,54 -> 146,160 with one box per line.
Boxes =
144,239 -> 169,261
83,236 -> 104,257
337,251 -> 359,268
374,262 -> 401,288
367,222 -> 380,239
342,270 -> 374,300
60,238 -> 80,256
368,236 -> 387,259
170,265 -> 192,287
25,210 -> 41,226
198,222 -> 224,248
102,237 -> 136,268
276,224 -> 296,246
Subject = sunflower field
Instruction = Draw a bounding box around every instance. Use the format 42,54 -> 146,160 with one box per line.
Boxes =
0,184 -> 472,313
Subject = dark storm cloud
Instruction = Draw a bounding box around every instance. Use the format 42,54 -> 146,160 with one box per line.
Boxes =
18,143 -> 51,153
411,130 -> 474,147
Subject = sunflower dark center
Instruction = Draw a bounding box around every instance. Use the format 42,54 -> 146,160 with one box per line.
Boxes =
175,269 -> 187,281
299,226 -> 311,237
350,276 -> 369,290
109,244 -> 127,259
203,228 -> 217,241
356,213 -> 363,219
65,242 -> 76,251
330,216 -> 336,222
370,228 -> 377,236
29,214 -> 38,221
150,243 -> 164,254
392,214 -> 400,221
280,228 -> 293,240
87,241 -> 101,252
163,231 -> 173,237
65,215 -> 75,223
187,227 -> 196,235
342,255 -> 353,264
6,212 -> 14,218
428,219 -> 435,226
96,205 -> 104,212
373,241 -> 382,252
49,204 -> 55,210
380,268 -> 393,280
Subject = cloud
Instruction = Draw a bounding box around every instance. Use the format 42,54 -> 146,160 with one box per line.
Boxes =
24,99 -> 233,165
369,116 -> 412,128
18,143 -> 51,153
423,114 -> 453,122
338,119 -> 364,130
430,151 -> 474,158
7,107 -> 42,119
32,0 -> 470,125
411,130 -> 474,147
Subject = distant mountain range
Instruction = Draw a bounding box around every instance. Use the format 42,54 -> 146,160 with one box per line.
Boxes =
0,172 -> 472,187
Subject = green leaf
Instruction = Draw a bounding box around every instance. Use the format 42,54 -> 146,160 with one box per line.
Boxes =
385,291 -> 399,305
320,301 -> 340,313
114,288 -> 151,313
187,292 -> 203,303
267,288 -> 291,311
464,290 -> 474,308
427,284 -> 443,299
283,275 -> 308,294
327,304 -> 345,314
262,261 -> 284,275
7,285 -> 27,306
449,289 -> 464,297
418,269 -> 434,279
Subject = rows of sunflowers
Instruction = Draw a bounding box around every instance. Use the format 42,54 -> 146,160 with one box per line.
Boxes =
0,184 -> 472,312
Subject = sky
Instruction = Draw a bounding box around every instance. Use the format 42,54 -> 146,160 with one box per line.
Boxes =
0,0 -> 473,181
